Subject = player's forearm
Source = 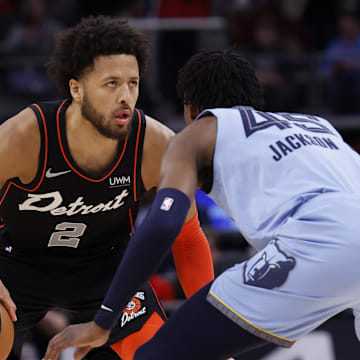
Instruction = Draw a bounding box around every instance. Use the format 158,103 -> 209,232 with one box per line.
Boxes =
94,188 -> 190,329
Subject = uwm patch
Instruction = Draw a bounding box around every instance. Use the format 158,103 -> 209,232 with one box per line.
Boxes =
121,291 -> 147,328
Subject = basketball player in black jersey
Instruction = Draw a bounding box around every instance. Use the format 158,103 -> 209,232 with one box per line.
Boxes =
0,16 -> 214,360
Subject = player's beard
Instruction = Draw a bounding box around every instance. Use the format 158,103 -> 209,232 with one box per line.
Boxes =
81,92 -> 131,140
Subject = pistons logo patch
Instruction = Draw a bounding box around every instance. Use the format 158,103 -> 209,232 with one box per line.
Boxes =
121,291 -> 147,327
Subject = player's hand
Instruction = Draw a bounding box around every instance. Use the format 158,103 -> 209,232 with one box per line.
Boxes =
0,279 -> 17,321
42,321 -> 111,360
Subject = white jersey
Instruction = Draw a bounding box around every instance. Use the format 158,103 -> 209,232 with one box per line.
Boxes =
198,106 -> 360,250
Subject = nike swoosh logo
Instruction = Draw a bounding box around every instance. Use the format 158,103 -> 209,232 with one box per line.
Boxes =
45,168 -> 71,178
101,305 -> 114,312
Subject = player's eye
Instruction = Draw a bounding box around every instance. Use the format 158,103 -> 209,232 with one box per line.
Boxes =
106,81 -> 116,87
129,80 -> 138,87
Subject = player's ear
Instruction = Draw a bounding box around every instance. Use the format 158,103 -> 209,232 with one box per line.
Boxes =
190,104 -> 202,122
69,78 -> 82,103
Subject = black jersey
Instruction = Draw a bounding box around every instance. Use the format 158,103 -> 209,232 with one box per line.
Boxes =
0,99 -> 146,255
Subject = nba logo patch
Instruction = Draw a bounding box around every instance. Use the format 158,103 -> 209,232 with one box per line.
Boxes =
160,197 -> 174,211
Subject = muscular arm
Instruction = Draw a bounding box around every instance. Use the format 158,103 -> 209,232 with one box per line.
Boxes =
0,107 -> 40,320
94,116 -> 217,329
0,108 -> 40,189
141,116 -> 214,297
141,115 -> 174,192
141,115 -> 198,220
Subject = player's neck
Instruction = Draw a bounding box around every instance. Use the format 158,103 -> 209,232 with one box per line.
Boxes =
64,103 -> 119,175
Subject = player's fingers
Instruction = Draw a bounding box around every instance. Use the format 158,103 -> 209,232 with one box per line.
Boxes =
1,298 -> 17,322
0,280 -> 17,321
74,346 -> 92,360
43,333 -> 68,360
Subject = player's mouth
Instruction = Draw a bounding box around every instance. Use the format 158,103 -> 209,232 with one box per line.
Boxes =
114,109 -> 131,125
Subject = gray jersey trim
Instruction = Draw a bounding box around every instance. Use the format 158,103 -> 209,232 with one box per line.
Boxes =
206,291 -> 295,348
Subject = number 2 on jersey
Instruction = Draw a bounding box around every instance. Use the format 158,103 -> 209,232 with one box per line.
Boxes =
48,222 -> 87,248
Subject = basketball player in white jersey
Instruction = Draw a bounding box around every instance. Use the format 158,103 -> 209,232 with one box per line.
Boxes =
44,49 -> 360,360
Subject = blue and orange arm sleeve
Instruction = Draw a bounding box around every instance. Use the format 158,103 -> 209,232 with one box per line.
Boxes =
94,188 -> 190,330
172,212 -> 214,298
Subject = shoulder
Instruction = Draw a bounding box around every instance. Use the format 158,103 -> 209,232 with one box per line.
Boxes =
144,115 -> 175,147
173,115 -> 217,148
143,115 -> 175,160
141,115 -> 176,191
157,115 -> 217,196
0,107 -> 41,186
1,107 -> 40,143
165,115 -> 217,167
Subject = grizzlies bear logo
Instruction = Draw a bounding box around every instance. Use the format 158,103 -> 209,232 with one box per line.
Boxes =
244,240 -> 295,289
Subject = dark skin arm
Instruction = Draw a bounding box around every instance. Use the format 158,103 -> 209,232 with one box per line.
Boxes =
158,115 -> 217,198
141,114 -> 198,220
42,116 -> 218,360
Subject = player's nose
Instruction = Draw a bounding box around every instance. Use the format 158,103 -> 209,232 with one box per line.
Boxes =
116,84 -> 131,104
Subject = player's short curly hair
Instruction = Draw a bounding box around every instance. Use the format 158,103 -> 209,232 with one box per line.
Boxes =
47,15 -> 150,97
177,49 -> 265,111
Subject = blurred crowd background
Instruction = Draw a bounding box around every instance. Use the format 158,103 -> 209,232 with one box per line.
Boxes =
2,0 -> 360,123
1,0 -> 360,359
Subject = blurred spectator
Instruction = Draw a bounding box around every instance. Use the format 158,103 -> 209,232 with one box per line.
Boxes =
0,0 -> 17,99
226,3 -> 254,49
297,0 -> 340,51
156,0 -> 211,116
158,0 -> 210,17
226,3 -> 308,112
243,12 -> 303,111
46,0 -> 81,26
0,0 -> 18,41
319,11 -> 360,113
78,0 -> 138,18
1,0 -> 63,101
